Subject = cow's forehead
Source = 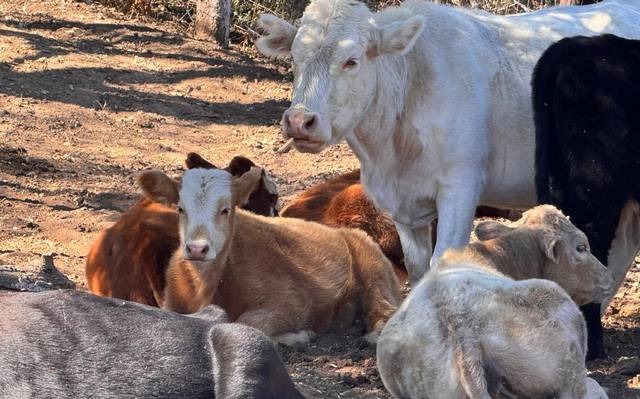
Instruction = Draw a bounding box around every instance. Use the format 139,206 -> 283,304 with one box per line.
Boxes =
292,0 -> 372,63
180,168 -> 232,210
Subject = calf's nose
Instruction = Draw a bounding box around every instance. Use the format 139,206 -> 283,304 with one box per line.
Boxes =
186,241 -> 210,260
283,109 -> 317,138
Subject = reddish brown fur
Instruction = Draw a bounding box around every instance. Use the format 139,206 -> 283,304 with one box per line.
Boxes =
281,169 -> 521,281
85,154 -> 277,307
86,198 -> 178,306
164,210 -> 401,339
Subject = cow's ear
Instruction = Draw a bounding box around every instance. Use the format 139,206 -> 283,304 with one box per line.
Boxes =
256,14 -> 297,57
542,230 -> 561,264
232,167 -> 263,206
369,16 -> 425,57
474,220 -> 513,241
227,156 -> 256,176
185,152 -> 217,169
137,170 -> 180,205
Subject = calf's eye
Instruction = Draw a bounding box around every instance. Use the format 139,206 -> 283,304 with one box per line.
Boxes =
177,207 -> 184,214
220,208 -> 230,216
343,59 -> 358,70
576,244 -> 588,253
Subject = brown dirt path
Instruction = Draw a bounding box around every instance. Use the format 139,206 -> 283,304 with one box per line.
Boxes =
0,1 -> 637,397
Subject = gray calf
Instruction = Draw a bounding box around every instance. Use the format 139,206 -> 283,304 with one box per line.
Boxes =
0,290 -> 303,399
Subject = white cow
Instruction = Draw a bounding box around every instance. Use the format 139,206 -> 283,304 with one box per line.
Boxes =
257,0 -> 640,284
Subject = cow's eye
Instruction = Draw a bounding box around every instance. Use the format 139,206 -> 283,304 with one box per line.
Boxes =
343,59 -> 358,70
576,244 -> 588,253
220,208 -> 230,216
177,206 -> 184,214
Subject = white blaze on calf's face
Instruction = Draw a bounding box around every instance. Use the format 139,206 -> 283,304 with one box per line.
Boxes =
178,169 -> 233,262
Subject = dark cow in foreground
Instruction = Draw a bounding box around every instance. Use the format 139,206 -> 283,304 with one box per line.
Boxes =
85,153 -> 278,307
533,33 -> 640,359
0,290 -> 303,399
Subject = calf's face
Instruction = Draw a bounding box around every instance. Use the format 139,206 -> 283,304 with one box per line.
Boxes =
138,168 -> 262,263
256,4 -> 425,153
476,205 -> 613,305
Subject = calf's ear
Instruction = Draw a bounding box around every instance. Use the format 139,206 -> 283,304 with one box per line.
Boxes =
474,220 -> 512,241
542,231 -> 560,263
227,156 -> 256,176
256,14 -> 297,58
185,152 -> 217,169
369,16 -> 425,57
137,170 -> 180,205
232,167 -> 263,206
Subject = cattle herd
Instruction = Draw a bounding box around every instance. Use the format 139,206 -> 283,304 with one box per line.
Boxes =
1,0 -> 640,398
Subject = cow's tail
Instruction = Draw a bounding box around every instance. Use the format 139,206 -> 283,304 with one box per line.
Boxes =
453,333 -> 494,399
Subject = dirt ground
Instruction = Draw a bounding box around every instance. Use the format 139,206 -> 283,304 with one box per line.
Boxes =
0,0 -> 638,397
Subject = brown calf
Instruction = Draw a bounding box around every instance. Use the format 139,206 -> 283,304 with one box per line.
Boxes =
85,154 -> 278,307
140,167 -> 401,345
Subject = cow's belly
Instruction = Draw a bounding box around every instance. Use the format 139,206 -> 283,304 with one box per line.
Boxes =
360,168 -> 438,228
481,170 -> 537,210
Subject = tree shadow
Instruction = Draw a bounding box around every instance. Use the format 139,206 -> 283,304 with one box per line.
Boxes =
0,16 -> 289,124
0,63 -> 288,124
0,145 -> 136,212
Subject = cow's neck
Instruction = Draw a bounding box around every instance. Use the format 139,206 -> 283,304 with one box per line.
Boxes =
467,232 -> 546,280
349,55 -> 409,167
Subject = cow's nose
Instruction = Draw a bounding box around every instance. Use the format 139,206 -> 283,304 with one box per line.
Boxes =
283,109 -> 317,138
186,241 -> 209,260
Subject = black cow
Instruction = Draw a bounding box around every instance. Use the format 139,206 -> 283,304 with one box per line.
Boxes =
533,33 -> 640,360
0,290 -> 304,398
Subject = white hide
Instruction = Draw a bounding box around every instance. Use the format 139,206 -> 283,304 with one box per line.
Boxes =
603,200 -> 640,314
178,168 -> 233,261
376,264 -> 604,399
258,0 -> 640,283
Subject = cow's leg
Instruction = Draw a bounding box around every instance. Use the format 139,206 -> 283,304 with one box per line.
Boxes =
556,186 -> 626,360
394,222 -> 432,285
602,200 -> 640,313
431,178 -> 482,268
574,209 -> 624,361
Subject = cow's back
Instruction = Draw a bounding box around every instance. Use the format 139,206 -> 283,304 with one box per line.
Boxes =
85,198 -> 178,306
224,211 -> 358,326
0,291 -> 303,399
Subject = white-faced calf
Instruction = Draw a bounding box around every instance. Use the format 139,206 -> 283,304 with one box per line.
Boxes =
377,205 -> 611,399
138,167 -> 401,345
85,153 -> 278,308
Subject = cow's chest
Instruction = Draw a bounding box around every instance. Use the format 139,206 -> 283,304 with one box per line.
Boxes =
360,166 -> 438,228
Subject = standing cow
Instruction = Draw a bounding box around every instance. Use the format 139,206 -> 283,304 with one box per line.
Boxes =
533,33 -> 640,359
257,0 -> 640,358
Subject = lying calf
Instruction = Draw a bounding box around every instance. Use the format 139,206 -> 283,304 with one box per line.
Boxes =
0,290 -> 303,399
138,166 -> 401,345
377,205 -> 611,399
85,153 -> 278,307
